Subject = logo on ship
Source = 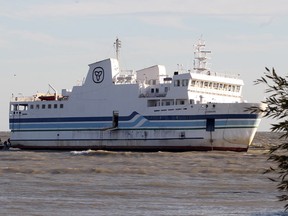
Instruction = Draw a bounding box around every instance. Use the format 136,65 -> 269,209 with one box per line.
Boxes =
92,67 -> 104,83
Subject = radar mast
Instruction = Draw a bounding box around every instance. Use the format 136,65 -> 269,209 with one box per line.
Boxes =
114,37 -> 121,61
193,38 -> 211,74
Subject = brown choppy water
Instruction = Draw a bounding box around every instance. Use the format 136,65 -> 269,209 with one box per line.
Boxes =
0,133 -> 287,216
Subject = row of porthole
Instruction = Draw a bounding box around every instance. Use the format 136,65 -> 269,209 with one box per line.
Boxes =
153,104 -> 216,112
30,104 -> 64,110
154,107 -> 188,112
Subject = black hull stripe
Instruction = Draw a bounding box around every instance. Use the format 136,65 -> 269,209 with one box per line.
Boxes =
9,113 -> 259,123
11,145 -> 248,152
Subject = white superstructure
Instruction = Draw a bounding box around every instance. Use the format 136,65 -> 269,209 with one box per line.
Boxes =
9,38 -> 264,151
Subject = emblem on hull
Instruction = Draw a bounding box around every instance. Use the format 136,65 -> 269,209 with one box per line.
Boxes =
92,67 -> 104,83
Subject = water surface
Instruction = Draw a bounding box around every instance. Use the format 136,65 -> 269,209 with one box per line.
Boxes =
0,148 -> 286,216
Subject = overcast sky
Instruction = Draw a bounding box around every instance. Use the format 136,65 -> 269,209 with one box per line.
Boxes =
1,0 -> 288,131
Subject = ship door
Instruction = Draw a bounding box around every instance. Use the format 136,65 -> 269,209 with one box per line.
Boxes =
206,118 -> 215,150
113,111 -> 119,128
206,118 -> 215,132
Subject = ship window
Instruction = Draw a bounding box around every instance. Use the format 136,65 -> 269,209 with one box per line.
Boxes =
36,104 -> 40,109
48,104 -> 52,109
147,99 -> 160,107
182,79 -> 189,86
164,87 -> 169,92
176,99 -> 186,105
149,79 -> 157,85
12,104 -> 18,111
60,104 -> 64,108
30,105 -> 34,109
54,104 -> 57,109
174,80 -> 180,87
189,99 -> 195,104
191,80 -> 196,86
162,99 -> 174,106
42,104 -> 46,109
151,88 -> 154,93
156,88 -> 159,93
17,104 -> 28,111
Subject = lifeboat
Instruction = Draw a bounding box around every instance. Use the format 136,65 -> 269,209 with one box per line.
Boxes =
38,95 -> 56,101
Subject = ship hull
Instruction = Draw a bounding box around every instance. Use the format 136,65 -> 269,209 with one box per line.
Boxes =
10,108 -> 260,152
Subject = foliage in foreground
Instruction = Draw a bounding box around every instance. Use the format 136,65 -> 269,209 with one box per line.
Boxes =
249,67 -> 288,210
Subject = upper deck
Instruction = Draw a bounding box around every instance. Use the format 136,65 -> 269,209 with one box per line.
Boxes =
10,39 -> 245,116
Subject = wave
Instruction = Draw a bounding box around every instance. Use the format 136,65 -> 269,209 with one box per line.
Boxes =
250,211 -> 288,216
69,149 -> 169,157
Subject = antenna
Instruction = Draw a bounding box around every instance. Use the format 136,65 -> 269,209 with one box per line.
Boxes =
114,37 -> 121,61
193,38 -> 211,73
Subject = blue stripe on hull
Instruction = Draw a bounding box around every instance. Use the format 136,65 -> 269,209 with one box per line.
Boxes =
9,113 -> 259,124
9,120 -> 259,131
9,111 -> 260,132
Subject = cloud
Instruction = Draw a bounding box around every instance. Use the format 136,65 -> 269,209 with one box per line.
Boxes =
138,15 -> 191,30
0,25 -> 91,50
1,0 -> 288,19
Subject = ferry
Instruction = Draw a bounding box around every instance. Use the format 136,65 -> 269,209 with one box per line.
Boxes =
9,38 -> 264,151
